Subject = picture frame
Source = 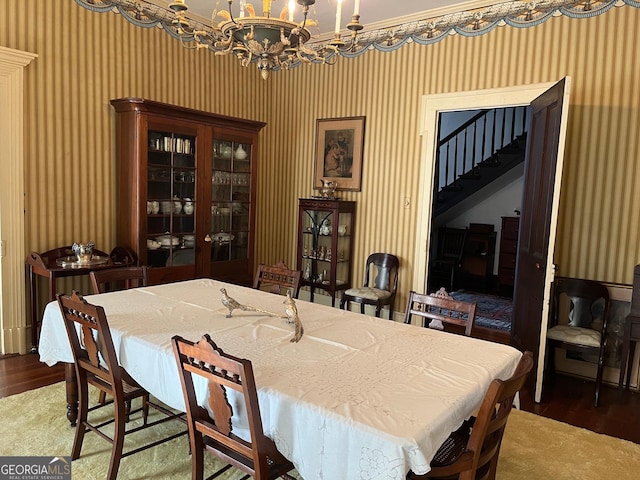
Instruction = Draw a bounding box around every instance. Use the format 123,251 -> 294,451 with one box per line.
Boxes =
314,116 -> 366,192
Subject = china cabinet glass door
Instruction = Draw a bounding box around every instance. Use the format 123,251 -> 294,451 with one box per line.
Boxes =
210,137 -> 252,266
146,129 -> 197,269
301,209 -> 352,285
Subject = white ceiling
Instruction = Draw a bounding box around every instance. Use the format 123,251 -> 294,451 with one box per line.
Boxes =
172,0 -> 495,36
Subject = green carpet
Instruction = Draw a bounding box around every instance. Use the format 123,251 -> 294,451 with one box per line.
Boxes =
1,382 -> 638,479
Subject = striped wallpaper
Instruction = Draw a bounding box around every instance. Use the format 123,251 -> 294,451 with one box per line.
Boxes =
1,0 -> 640,325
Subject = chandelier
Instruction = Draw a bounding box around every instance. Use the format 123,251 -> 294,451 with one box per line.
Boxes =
78,1 -> 617,80
169,0 -> 364,79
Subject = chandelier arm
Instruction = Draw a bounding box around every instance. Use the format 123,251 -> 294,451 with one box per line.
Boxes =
178,36 -> 198,50
240,51 -> 253,67
298,5 -> 310,31
227,0 -> 237,25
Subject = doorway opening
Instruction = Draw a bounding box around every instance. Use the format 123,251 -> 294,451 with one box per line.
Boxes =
412,82 -> 558,343
427,106 -> 529,338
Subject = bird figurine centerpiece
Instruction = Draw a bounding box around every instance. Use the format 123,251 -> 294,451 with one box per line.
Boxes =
219,288 -> 304,342
220,288 -> 282,318
283,291 -> 304,343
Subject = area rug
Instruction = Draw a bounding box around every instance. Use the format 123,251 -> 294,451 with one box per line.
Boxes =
451,290 -> 513,331
1,383 -> 639,479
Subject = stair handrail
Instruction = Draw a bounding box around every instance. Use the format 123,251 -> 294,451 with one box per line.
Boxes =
436,106 -> 527,196
438,110 -> 488,146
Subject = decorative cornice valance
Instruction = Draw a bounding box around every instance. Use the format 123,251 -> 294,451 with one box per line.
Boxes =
75,0 -> 638,65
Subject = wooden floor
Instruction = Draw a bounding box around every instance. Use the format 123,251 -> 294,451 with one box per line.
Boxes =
2,352 -> 640,444
0,353 -> 65,398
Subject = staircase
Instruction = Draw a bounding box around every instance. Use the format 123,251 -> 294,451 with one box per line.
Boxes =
433,106 -> 528,218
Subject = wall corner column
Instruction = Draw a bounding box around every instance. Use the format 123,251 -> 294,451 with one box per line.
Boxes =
0,46 -> 37,355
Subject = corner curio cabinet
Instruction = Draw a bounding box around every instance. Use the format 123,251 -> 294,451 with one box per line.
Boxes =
296,198 -> 356,306
111,98 -> 265,286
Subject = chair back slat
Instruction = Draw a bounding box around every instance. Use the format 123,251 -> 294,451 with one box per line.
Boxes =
90,266 -> 148,294
253,262 -> 302,298
552,277 -> 609,330
404,290 -> 476,336
57,291 -> 122,396
365,253 -> 399,292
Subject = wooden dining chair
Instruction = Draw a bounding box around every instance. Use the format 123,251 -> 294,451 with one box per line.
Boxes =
109,245 -> 138,266
408,351 -> 534,480
404,290 -> 477,336
90,266 -> 149,405
546,277 -> 610,407
429,227 -> 468,292
90,266 -> 149,294
253,261 -> 302,298
57,291 -> 186,480
340,252 -> 400,319
172,334 -> 295,480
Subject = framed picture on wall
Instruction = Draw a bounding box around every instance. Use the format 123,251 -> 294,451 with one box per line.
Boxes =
314,116 -> 366,191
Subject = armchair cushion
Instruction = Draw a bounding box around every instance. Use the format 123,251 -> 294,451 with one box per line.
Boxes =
344,287 -> 392,301
547,325 -> 601,347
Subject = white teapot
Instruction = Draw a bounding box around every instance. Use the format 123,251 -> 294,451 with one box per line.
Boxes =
183,198 -> 194,215
173,195 -> 182,214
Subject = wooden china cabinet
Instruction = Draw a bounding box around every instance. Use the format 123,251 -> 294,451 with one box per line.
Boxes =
296,198 -> 356,306
111,98 -> 265,286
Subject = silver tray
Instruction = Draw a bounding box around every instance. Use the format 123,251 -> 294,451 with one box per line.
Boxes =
56,255 -> 110,268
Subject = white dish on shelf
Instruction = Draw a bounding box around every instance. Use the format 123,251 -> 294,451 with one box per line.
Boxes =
157,234 -> 180,246
212,232 -> 234,244
147,239 -> 162,250
183,235 -> 196,247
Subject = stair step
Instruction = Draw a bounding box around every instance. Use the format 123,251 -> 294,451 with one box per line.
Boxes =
460,170 -> 482,180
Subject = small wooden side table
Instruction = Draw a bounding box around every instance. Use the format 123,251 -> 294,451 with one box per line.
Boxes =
26,245 -> 136,351
618,264 -> 640,390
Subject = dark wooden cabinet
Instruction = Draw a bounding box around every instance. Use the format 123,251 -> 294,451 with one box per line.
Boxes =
498,216 -> 520,288
111,98 -> 265,286
296,198 -> 356,306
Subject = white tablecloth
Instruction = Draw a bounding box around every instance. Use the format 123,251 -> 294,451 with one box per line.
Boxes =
39,279 -> 522,480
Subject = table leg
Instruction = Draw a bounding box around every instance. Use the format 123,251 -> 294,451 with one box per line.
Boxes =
65,363 -> 78,426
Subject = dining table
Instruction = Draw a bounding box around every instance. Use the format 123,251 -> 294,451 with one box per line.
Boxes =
38,278 -> 522,480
